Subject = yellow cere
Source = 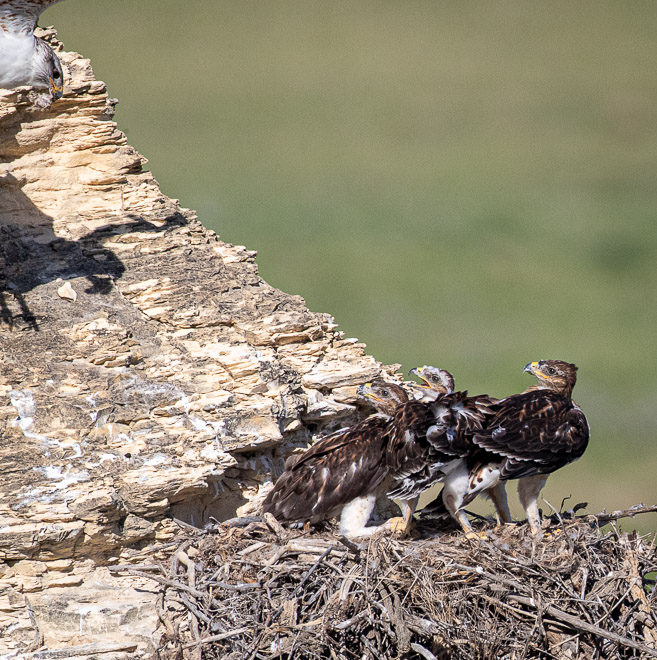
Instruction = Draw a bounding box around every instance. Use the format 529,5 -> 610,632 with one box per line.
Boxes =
533,362 -> 552,380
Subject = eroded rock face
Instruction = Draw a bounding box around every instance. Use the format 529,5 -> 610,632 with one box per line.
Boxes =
0,31 -> 397,657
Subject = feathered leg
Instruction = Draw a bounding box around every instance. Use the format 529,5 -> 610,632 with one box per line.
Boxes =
339,494 -> 379,538
485,482 -> 512,526
441,462 -> 480,538
517,474 -> 549,535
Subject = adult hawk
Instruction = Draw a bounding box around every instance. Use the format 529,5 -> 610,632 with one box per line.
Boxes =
0,0 -> 65,105
421,360 -> 590,536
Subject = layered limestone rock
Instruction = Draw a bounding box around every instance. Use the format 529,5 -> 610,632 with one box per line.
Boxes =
0,31 -> 397,658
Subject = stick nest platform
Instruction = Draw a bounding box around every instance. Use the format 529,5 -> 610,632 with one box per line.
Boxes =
143,505 -> 657,659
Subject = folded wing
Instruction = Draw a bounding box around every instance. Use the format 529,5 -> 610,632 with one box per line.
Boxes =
472,391 -> 589,480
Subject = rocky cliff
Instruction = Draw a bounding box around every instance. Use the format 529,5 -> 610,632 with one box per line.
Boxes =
0,31 -> 396,658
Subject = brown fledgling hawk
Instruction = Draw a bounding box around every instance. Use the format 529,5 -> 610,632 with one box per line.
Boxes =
262,381 -> 410,538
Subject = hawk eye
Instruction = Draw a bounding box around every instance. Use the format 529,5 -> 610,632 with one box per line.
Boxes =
430,375 -> 439,382
53,71 -> 61,79
380,389 -> 389,397
547,367 -> 556,375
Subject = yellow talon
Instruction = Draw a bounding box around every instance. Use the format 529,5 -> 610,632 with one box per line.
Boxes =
384,516 -> 408,534
465,530 -> 488,541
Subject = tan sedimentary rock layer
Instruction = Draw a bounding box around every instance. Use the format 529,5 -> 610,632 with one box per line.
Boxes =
0,30 -> 396,657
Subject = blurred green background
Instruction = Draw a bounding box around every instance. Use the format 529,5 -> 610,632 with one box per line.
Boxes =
46,1 -> 656,531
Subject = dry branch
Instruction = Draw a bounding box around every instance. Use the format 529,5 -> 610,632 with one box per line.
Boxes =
583,504 -> 657,524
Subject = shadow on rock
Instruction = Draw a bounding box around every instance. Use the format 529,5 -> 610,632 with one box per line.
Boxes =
0,172 -> 186,331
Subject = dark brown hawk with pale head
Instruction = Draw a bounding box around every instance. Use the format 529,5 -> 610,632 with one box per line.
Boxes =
421,359 -> 590,536
384,365 -> 499,535
262,381 -> 410,538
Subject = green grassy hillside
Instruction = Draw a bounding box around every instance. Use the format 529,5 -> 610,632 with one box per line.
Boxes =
47,1 -> 657,531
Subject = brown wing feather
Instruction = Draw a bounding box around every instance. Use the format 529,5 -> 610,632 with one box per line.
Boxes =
472,391 -> 589,480
385,400 -> 436,475
387,392 -> 495,499
262,416 -> 389,522
451,392 -> 498,435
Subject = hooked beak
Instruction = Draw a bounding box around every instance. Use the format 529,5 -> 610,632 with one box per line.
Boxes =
357,382 -> 380,401
409,366 -> 429,387
49,77 -> 63,100
524,361 -> 550,380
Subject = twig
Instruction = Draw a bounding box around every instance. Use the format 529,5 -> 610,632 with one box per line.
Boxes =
410,642 -> 439,660
288,547 -> 332,600
118,569 -> 207,599
584,504 -> 657,524
480,594 -> 551,624
337,534 -> 363,554
108,564 -> 162,572
24,642 -> 139,658
206,580 -> 262,591
218,515 -> 263,528
179,592 -> 212,626
333,609 -> 371,631
172,518 -> 199,532
182,627 -> 251,649
157,591 -> 177,639
263,512 -> 286,538
507,594 -> 657,657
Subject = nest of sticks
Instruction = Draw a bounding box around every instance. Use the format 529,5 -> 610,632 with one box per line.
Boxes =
139,505 -> 657,660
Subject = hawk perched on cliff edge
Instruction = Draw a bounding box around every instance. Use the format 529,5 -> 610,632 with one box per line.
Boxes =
0,0 -> 65,105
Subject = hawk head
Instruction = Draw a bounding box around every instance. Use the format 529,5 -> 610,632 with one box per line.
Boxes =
0,0 -> 67,106
34,38 -> 64,100
356,381 -> 408,416
409,365 -> 455,394
523,360 -> 578,397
